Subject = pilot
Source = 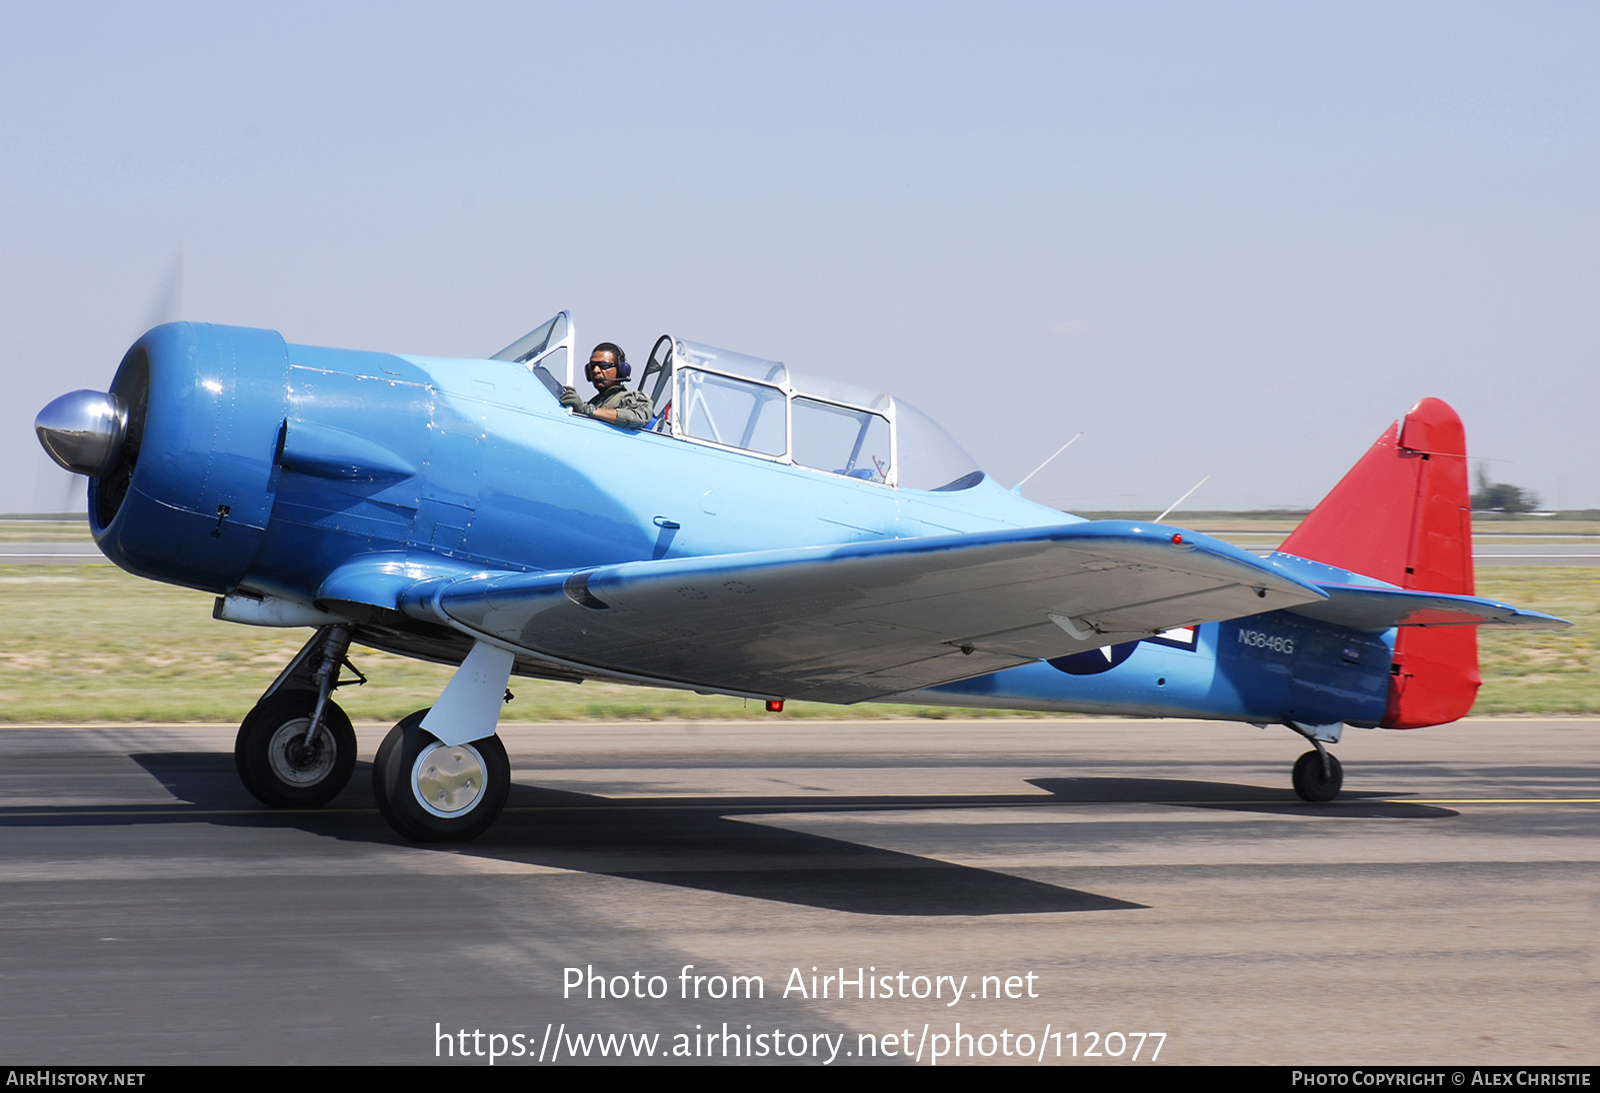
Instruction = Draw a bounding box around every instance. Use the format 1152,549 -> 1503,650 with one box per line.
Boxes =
559,343 -> 653,429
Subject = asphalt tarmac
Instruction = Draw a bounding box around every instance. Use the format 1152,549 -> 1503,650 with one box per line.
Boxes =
0,717 -> 1593,1066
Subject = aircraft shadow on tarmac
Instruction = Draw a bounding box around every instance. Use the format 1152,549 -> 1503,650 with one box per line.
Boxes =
1027,778 -> 1459,819
3,753 -> 1454,916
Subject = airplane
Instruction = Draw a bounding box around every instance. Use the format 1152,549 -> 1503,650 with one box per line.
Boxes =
34,311 -> 1569,841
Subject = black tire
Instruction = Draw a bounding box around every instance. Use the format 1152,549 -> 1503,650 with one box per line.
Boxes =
371,709 -> 510,842
235,691 -> 357,808
1291,749 -> 1343,803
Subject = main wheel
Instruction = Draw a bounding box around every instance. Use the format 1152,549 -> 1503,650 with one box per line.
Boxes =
1291,749 -> 1343,803
371,709 -> 510,842
235,691 -> 357,807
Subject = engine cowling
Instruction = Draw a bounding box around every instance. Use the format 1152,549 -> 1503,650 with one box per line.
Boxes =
82,323 -> 290,594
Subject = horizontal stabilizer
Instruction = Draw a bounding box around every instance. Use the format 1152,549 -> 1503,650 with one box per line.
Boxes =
400,521 -> 1327,703
1288,584 -> 1572,632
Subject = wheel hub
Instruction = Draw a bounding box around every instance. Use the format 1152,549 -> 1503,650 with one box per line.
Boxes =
411,742 -> 488,818
267,719 -> 336,786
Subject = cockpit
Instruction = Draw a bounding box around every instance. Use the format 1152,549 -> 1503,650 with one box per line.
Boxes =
493,312 -> 985,492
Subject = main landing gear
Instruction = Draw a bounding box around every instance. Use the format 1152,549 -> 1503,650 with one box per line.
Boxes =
235,625 -> 364,808
1285,720 -> 1344,803
371,709 -> 511,841
369,642 -> 517,841
237,630 -> 517,842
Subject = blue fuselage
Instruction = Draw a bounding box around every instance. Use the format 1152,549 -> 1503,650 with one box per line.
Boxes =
91,323 -> 1394,728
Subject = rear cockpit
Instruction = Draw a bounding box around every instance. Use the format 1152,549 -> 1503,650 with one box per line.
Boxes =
493,313 -> 985,492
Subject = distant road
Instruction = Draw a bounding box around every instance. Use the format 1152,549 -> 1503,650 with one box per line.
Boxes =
0,542 -> 110,563
1470,543 -> 1600,567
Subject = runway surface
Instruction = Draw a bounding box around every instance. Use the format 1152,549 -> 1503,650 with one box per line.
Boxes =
0,717 -> 1594,1065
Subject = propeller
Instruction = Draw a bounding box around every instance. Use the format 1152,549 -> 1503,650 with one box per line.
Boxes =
35,247 -> 181,514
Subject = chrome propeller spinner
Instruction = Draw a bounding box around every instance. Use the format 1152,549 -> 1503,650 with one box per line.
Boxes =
35,390 -> 128,477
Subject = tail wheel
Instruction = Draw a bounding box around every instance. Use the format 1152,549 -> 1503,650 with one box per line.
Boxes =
371,709 -> 510,842
235,691 -> 356,807
1291,749 -> 1343,803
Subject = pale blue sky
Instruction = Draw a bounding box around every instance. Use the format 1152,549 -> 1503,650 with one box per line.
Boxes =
6,1 -> 1597,513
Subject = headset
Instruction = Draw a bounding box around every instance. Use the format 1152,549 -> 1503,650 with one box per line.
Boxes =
586,342 -> 631,383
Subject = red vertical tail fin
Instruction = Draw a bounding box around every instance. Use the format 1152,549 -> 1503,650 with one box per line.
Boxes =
1278,398 -> 1478,728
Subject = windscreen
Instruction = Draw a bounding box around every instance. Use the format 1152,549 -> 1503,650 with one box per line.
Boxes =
893,399 -> 984,491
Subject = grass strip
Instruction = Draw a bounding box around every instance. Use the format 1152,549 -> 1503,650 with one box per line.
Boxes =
0,565 -> 1591,723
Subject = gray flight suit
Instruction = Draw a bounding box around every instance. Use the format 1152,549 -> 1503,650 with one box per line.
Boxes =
562,384 -> 655,430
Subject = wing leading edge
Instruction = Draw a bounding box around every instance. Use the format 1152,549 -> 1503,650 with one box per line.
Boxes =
398,521 -> 1327,703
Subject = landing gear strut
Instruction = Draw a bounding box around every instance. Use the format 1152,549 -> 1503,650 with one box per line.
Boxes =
235,625 -> 365,808
370,640 -> 517,841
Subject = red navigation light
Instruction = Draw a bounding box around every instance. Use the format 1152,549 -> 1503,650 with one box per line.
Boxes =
765,699 -> 784,713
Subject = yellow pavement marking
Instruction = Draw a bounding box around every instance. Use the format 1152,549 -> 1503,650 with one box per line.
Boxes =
1388,797 -> 1600,804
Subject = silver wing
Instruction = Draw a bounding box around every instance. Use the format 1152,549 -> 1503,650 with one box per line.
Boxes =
396,522 -> 1327,703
